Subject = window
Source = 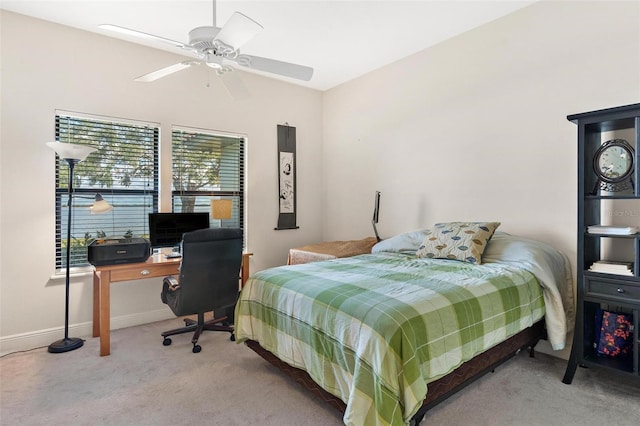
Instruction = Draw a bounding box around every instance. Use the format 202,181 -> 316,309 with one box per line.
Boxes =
171,127 -> 245,231
54,113 -> 159,269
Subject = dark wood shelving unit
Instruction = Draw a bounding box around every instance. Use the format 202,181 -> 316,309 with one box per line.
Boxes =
563,103 -> 640,384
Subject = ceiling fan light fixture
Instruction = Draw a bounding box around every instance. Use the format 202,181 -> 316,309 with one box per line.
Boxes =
205,54 -> 223,69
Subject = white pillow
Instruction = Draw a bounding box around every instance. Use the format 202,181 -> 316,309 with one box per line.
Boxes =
372,229 -> 431,253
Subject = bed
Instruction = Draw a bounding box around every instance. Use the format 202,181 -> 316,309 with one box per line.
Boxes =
235,225 -> 573,426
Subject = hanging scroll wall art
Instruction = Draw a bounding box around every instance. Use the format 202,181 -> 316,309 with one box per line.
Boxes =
275,124 -> 299,230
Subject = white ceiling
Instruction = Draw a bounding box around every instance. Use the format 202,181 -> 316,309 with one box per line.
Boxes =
1,0 -> 537,90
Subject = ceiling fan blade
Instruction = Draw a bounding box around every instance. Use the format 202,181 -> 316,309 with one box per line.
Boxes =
237,55 -> 313,81
214,12 -> 263,51
218,70 -> 251,101
135,62 -> 195,82
99,24 -> 190,50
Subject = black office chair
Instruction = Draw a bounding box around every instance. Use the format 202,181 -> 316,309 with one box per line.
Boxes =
160,227 -> 243,353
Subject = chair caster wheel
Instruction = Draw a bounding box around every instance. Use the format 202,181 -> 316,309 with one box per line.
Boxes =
230,334 -> 236,342
192,344 -> 202,353
163,338 -> 172,346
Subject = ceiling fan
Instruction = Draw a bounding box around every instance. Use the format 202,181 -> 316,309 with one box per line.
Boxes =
99,0 -> 313,98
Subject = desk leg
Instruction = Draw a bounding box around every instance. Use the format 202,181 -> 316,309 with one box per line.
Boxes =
98,270 -> 111,356
93,270 -> 101,337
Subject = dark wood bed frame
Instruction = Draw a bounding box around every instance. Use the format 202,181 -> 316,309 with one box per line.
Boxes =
245,320 -> 546,425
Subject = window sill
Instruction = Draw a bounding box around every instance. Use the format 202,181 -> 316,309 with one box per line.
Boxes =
49,266 -> 95,281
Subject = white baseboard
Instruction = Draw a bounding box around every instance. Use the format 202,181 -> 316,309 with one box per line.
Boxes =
0,309 -> 174,356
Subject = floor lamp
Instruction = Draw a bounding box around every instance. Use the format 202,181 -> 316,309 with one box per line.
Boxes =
46,141 -> 103,353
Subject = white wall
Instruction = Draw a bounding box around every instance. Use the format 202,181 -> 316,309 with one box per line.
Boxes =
324,0 -> 639,247
0,11 -> 324,353
322,1 -> 639,357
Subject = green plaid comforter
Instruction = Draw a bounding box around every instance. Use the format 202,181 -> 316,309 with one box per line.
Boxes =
235,252 -> 545,426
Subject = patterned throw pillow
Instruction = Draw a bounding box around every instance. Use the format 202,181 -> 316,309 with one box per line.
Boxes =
415,222 -> 500,264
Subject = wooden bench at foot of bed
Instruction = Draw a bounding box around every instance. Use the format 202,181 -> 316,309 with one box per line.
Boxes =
245,320 -> 546,425
287,237 -> 379,265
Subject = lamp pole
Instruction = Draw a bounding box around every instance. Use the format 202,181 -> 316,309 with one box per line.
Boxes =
48,158 -> 84,353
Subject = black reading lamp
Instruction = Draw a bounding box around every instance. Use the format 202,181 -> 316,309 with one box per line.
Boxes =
372,191 -> 381,242
46,141 -> 112,353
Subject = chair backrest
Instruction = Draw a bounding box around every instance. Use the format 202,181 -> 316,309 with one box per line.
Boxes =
173,227 -> 243,316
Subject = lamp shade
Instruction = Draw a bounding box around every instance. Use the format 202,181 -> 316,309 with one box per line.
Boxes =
211,199 -> 232,220
46,141 -> 96,161
90,194 -> 113,214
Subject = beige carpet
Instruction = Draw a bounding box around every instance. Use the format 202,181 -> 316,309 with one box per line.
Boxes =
1,318 -> 639,425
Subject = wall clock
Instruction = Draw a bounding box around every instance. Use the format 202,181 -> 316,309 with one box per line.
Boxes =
592,138 -> 635,193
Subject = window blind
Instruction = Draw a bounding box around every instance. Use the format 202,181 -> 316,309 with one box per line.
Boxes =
171,128 -> 244,231
54,114 -> 159,269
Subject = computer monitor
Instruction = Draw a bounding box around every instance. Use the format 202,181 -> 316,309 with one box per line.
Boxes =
148,212 -> 210,248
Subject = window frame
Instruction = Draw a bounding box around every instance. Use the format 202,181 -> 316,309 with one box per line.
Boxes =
53,111 -> 160,271
170,125 -> 245,235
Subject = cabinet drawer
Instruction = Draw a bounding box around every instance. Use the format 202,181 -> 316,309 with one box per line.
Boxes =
585,277 -> 640,304
110,263 -> 180,282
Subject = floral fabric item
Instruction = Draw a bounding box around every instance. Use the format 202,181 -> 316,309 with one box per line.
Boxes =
416,221 -> 500,264
596,310 -> 633,357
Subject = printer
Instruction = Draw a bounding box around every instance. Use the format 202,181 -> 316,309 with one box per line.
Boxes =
88,237 -> 150,266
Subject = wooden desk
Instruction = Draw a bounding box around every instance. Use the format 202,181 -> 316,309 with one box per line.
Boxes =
93,252 -> 252,356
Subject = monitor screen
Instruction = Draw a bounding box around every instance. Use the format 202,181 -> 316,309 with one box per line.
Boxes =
148,213 -> 210,248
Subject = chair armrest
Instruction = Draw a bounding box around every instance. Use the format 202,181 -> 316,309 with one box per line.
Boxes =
161,276 -> 180,304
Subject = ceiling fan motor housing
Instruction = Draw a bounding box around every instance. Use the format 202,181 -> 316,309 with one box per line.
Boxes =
188,26 -> 221,51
